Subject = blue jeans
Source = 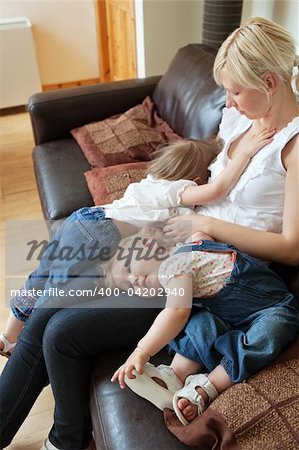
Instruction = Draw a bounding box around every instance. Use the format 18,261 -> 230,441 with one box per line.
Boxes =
169,240 -> 299,382
11,207 -> 121,319
0,299 -> 162,449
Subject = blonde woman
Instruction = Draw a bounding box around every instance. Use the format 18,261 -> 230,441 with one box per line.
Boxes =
162,17 -> 299,421
165,17 -> 299,264
1,17 -> 298,450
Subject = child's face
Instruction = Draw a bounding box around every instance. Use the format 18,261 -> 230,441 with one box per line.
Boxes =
110,236 -> 167,297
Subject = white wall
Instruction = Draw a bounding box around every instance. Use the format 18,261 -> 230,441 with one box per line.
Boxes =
0,0 -> 99,85
273,0 -> 299,50
242,0 -> 299,49
141,0 -> 299,77
142,0 -> 203,76
1,0 -> 202,84
0,0 -> 297,85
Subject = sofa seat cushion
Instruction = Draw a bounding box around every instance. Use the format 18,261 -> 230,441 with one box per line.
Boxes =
90,340 -> 299,450
33,138 -> 93,221
90,350 -> 188,450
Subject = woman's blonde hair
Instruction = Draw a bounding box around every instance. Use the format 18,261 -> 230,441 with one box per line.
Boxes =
148,138 -> 221,183
213,17 -> 299,95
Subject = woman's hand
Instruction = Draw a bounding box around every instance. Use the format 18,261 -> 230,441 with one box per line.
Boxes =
111,347 -> 150,389
242,127 -> 276,158
163,215 -> 210,243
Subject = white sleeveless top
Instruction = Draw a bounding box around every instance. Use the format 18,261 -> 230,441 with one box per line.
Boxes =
197,107 -> 299,232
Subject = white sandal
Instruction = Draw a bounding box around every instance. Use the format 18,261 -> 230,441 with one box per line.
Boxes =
40,438 -> 60,450
172,374 -> 218,425
124,363 -> 183,410
41,437 -> 95,450
0,332 -> 16,358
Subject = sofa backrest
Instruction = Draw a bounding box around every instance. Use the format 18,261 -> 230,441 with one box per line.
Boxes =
153,44 -> 226,139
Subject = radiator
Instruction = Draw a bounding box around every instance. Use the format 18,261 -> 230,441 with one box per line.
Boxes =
0,17 -> 42,108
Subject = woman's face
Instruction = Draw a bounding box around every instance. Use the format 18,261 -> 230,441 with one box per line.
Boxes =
221,68 -> 270,120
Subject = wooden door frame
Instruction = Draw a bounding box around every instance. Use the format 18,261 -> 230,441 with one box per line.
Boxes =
94,0 -> 111,82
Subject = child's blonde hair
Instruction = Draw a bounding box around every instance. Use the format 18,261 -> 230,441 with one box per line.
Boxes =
148,138 -> 221,183
213,17 -> 299,95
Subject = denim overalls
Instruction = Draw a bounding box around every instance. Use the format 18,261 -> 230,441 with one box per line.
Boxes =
10,207 -> 121,319
169,240 -> 299,382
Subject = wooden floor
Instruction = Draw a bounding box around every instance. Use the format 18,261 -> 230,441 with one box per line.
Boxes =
0,109 -> 55,449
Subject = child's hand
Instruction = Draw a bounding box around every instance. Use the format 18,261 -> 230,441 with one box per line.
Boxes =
111,347 -> 150,389
244,127 -> 276,158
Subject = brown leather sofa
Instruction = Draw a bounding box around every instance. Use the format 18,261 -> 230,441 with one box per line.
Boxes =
28,44 -> 299,450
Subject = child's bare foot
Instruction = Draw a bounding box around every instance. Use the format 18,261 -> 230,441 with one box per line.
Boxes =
177,386 -> 209,421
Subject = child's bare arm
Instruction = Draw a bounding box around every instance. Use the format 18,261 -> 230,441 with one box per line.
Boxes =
137,275 -> 193,356
111,275 -> 193,388
180,127 -> 276,206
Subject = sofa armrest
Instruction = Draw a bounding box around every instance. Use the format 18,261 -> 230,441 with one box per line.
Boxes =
28,76 -> 161,145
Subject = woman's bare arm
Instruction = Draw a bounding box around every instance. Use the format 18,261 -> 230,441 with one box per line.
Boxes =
180,151 -> 252,205
165,136 -> 299,265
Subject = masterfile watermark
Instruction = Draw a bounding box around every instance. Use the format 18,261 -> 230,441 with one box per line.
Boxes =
4,218 -> 189,308
25,236 -> 168,266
